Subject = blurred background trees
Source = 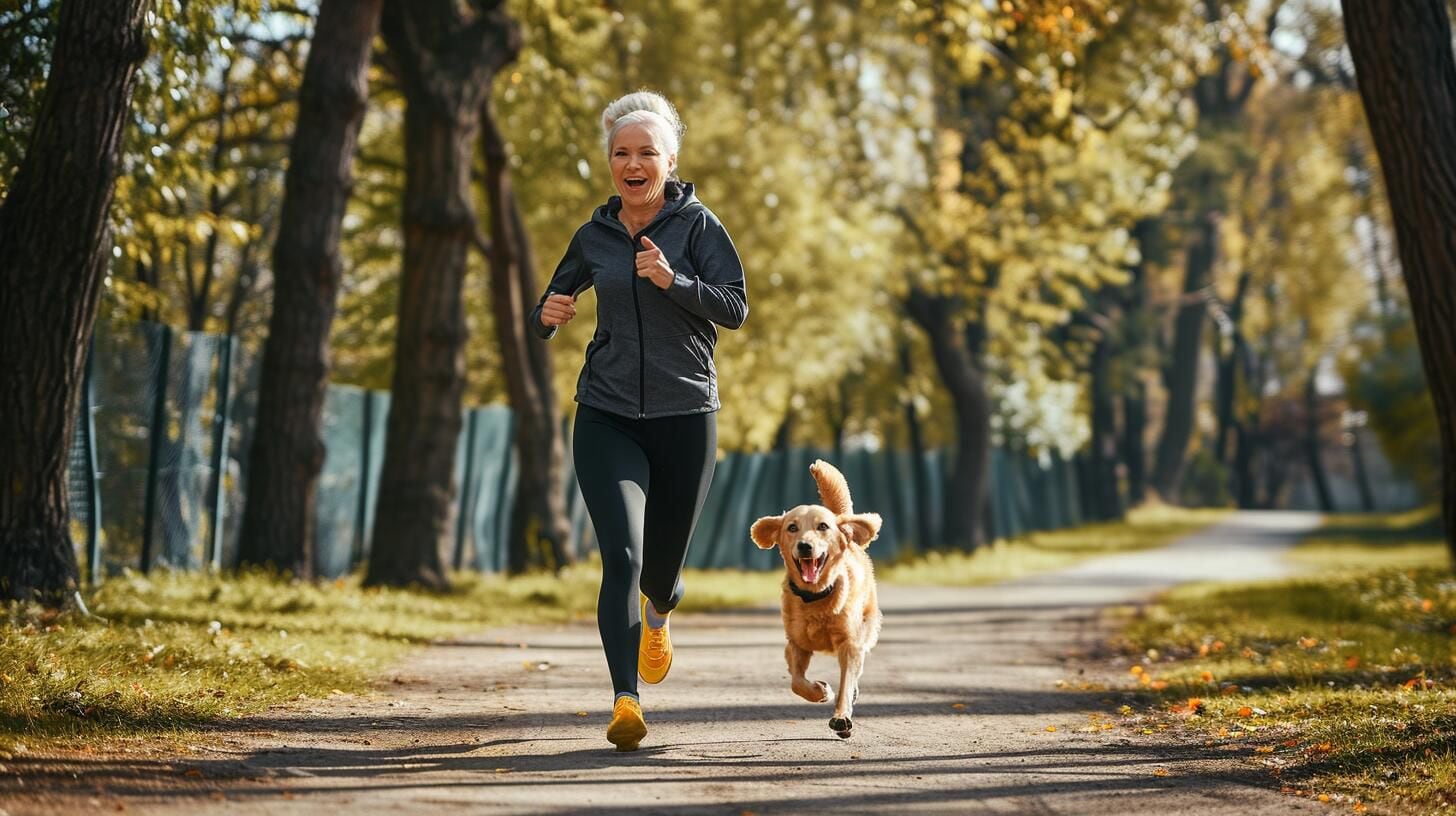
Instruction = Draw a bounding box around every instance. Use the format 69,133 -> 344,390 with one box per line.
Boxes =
2,0 -> 1449,593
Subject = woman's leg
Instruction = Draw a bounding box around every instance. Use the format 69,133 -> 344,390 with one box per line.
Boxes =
572,406 -> 651,700
639,411 -> 718,613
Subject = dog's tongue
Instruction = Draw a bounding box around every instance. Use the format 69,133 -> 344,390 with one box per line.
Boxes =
799,557 -> 821,584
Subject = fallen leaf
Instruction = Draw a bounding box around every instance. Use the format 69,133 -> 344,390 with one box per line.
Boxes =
1255,746 -> 1275,754
1345,656 -> 1361,670
1129,666 -> 1144,676
1153,768 -> 1171,777
1150,680 -> 1169,691
1238,706 -> 1254,717
951,703 -> 966,710
1045,725 -> 1057,732
184,768 -> 203,778
1319,794 -> 1331,803
1420,599 -> 1434,613
1200,671 -> 1214,683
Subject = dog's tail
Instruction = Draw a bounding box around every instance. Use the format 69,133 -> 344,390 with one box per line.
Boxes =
810,459 -> 854,515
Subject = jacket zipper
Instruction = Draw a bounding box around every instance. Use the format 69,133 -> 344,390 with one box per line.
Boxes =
630,237 -> 645,419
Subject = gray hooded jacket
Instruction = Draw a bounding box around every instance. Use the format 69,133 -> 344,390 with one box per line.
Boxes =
530,181 -> 748,419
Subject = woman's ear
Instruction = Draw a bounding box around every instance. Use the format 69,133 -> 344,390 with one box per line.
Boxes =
838,513 -> 883,547
750,515 -> 783,550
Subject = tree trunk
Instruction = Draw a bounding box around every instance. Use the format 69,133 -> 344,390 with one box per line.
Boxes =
479,95 -> 571,574
1150,213 -> 1216,502
0,0 -> 150,605
1119,219 -> 1158,507
1232,421 -> 1259,508
237,0 -> 383,578
905,289 -> 989,551
366,0 -> 520,589
1349,429 -> 1376,512
1213,270 -> 1253,464
899,343 -> 934,549
1304,371 -> 1336,513
1087,329 -> 1124,521
1343,0 -> 1456,557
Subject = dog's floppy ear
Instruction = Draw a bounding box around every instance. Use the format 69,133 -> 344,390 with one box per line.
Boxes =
750,515 -> 784,550
838,512 -> 882,547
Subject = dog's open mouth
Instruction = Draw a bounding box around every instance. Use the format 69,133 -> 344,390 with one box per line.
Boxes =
795,554 -> 827,584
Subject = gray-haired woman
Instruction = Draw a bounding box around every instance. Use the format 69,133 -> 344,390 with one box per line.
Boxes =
530,90 -> 748,751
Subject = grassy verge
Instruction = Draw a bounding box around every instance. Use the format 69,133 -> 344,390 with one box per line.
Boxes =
1110,507 -> 1452,814
880,504 -> 1231,586
0,564 -> 780,752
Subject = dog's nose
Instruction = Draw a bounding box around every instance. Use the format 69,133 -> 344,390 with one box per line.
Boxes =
795,541 -> 813,558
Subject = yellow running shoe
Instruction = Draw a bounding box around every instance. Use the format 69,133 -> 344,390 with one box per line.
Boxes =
638,594 -> 673,685
606,695 -> 647,751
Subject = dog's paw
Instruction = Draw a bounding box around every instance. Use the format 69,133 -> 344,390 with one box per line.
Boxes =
811,680 -> 832,703
829,716 -> 853,739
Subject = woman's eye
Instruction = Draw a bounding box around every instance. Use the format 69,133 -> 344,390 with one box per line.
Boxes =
817,522 -> 830,531
786,523 -> 798,533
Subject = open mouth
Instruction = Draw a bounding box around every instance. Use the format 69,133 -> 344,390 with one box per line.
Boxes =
624,177 -> 647,189
795,554 -> 827,584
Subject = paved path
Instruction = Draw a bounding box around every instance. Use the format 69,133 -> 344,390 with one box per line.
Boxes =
4,511 -> 1326,815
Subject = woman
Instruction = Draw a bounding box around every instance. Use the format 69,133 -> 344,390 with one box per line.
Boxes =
530,91 -> 748,751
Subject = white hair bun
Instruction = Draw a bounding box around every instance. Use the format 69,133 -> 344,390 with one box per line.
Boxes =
601,90 -> 685,154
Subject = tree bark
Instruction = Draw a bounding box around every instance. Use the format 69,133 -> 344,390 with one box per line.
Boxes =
0,0 -> 150,605
905,289 -> 989,551
1343,0 -> 1456,557
899,342 -> 935,549
365,0 -> 520,589
236,0 -> 383,579
1304,371 -> 1336,513
1150,213 -> 1216,502
1087,327 -> 1124,521
479,95 -> 571,574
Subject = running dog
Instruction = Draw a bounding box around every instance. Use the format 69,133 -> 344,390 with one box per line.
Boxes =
750,460 -> 883,739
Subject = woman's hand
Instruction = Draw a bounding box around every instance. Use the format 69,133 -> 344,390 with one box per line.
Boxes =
636,236 -> 675,289
540,293 -> 578,327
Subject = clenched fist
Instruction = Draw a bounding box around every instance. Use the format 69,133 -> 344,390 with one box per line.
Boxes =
635,235 -> 675,289
539,293 -> 578,327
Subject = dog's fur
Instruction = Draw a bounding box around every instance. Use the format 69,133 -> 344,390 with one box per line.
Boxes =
751,460 -> 883,738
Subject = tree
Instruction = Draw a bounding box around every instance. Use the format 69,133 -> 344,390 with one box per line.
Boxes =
0,0 -> 151,604
364,0 -> 520,589
479,94 -> 574,573
236,0 -> 385,578
1342,0 -> 1456,557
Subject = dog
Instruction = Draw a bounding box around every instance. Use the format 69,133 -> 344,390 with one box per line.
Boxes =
751,459 -> 883,739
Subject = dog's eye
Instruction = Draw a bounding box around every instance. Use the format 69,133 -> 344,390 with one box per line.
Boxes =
786,523 -> 798,533
817,522 -> 830,532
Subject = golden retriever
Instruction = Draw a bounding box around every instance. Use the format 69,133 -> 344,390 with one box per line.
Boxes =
751,459 -> 883,738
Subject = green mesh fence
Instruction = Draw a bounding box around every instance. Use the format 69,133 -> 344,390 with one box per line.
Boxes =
68,319 -> 1091,580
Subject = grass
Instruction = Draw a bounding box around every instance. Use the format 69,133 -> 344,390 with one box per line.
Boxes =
1110,507 -> 1454,814
879,504 -> 1231,586
0,563 -> 780,752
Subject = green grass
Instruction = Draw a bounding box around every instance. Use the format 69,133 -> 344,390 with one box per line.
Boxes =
880,504 -> 1231,586
0,563 -> 780,752
1111,508 -> 1454,814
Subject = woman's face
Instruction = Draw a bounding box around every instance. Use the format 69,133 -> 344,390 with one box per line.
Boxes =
610,122 -> 676,210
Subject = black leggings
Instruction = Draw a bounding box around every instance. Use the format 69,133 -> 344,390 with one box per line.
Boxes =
573,404 -> 717,700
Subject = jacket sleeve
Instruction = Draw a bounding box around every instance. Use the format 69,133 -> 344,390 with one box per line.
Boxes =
660,214 -> 749,330
530,230 -> 593,340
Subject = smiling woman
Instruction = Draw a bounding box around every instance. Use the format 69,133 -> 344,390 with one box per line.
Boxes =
527,89 -> 749,753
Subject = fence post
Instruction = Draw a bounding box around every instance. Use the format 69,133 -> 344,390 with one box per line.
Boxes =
139,323 -> 172,574
82,332 -> 103,585
353,389 -> 375,567
453,408 -> 478,570
204,333 -> 234,570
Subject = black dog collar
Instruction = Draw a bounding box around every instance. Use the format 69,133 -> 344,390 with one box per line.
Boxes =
788,579 -> 839,604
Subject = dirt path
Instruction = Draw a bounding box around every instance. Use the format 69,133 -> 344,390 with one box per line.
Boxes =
4,511 -> 1327,815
